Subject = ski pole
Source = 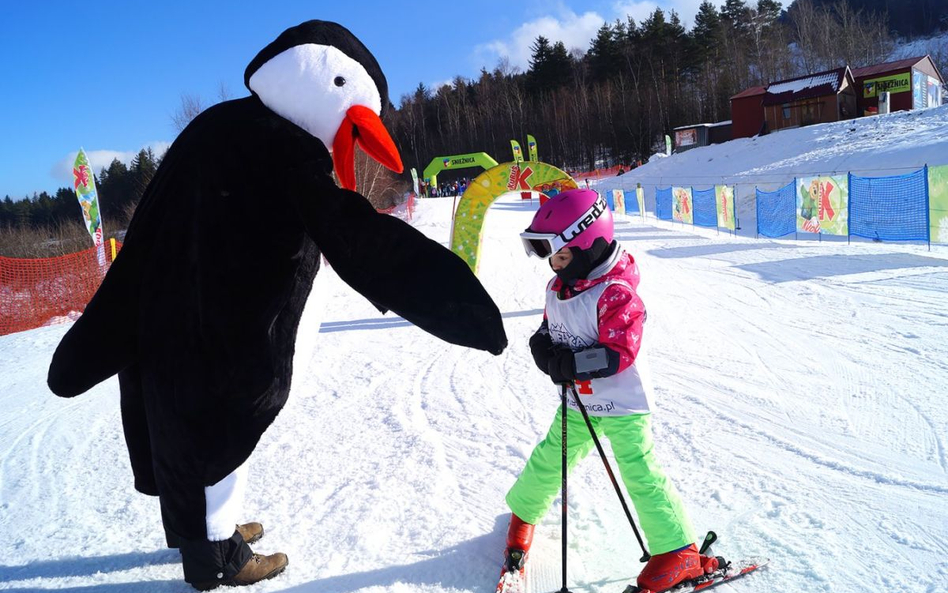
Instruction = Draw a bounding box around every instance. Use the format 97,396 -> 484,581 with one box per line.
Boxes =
569,384 -> 651,562
559,384 -> 573,593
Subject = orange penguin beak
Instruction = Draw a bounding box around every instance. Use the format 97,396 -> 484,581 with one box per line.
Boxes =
332,105 -> 403,191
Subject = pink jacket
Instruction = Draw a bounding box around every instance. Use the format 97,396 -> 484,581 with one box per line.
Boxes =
549,249 -> 645,373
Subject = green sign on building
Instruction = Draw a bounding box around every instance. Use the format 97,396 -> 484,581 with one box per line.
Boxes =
863,72 -> 911,98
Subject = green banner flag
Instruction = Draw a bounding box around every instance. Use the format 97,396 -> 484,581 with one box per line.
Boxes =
715,185 -> 736,231
410,167 -> 419,195
72,148 -> 103,247
665,135 -> 672,156
510,140 -> 524,163
636,185 -> 646,219
929,165 -> 948,244
796,176 -> 848,236
527,135 -> 538,161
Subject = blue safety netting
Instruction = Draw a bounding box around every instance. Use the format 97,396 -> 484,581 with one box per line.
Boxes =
626,190 -> 640,214
656,187 -> 673,220
756,181 -> 796,238
850,168 -> 928,242
692,187 -> 717,228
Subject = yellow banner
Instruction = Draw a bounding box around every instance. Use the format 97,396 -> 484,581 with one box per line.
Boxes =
714,185 -> 735,231
930,165 -> 948,244
863,72 -> 911,98
612,189 -> 626,215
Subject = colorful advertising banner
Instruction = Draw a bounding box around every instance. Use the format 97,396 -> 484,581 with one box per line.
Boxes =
72,149 -> 103,247
796,175 -> 848,235
612,189 -> 626,215
675,129 -> 697,148
927,76 -> 942,108
672,186 -> 693,224
527,135 -> 538,161
665,135 -> 672,156
451,162 -> 577,273
636,186 -> 646,218
510,140 -> 524,162
915,73 -> 944,109
423,152 -> 499,190
863,72 -> 911,98
410,167 -> 420,196
913,71 -> 925,109
715,185 -> 736,230
929,164 -> 948,244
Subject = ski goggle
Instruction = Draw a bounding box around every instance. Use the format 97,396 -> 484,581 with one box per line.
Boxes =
519,231 -> 564,259
519,194 -> 609,259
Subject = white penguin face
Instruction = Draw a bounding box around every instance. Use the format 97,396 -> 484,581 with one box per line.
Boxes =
248,44 -> 383,150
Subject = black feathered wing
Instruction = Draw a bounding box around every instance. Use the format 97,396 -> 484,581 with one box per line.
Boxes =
47,244 -> 139,397
295,183 -> 507,355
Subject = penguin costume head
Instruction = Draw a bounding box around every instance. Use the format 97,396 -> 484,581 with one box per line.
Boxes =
244,20 -> 402,191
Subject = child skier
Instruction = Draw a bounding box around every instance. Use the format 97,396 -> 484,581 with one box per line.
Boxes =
507,188 -> 717,592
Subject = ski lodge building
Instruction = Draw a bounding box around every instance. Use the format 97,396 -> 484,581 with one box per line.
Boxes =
729,55 -> 944,140
852,56 -> 943,116
671,120 -> 732,153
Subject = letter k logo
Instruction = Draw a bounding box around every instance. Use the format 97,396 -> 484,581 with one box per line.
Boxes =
512,166 -> 534,190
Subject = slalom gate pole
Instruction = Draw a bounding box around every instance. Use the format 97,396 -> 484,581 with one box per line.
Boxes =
559,384 -> 572,593
569,384 -> 650,562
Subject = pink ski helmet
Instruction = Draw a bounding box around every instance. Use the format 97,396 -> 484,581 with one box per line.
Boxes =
520,188 -> 613,259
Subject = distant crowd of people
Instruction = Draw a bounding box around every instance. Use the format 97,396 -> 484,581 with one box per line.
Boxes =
418,177 -> 471,198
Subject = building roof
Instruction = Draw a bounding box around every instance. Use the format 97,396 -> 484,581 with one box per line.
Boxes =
673,120 -> 732,131
851,56 -> 926,79
762,67 -> 850,106
731,86 -> 766,100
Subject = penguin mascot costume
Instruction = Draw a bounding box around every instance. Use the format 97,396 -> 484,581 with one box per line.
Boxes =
47,20 -> 507,591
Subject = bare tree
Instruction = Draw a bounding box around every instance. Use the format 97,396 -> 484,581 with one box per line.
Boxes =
171,93 -> 206,133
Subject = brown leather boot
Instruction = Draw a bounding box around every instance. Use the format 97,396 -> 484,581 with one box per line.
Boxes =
191,552 -> 288,590
228,552 -> 288,586
236,523 -> 264,545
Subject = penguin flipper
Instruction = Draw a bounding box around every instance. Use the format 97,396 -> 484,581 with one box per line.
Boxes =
48,251 -> 138,397
298,187 -> 507,355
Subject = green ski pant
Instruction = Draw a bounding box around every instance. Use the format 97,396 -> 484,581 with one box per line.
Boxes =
506,408 -> 695,555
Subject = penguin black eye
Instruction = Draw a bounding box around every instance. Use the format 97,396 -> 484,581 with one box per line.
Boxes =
334,76 -> 346,87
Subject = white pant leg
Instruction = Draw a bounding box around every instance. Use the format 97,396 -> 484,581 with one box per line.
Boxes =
204,460 -> 249,541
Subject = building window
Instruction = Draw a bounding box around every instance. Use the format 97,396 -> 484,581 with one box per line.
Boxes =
782,104 -> 791,119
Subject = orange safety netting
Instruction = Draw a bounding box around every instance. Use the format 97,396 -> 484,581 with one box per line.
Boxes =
570,164 -> 631,181
378,193 -> 415,219
0,240 -> 122,337
0,200 -> 418,337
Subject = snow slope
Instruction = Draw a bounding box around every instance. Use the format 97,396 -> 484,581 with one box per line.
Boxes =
3,124 -> 948,591
598,104 -> 948,239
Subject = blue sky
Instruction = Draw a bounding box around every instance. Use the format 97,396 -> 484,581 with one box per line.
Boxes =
0,0 -> 706,199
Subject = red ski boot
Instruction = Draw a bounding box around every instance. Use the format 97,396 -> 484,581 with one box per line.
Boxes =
636,543 -> 719,592
504,514 -> 535,571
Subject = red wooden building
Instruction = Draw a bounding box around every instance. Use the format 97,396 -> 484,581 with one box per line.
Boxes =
730,54 -> 944,140
730,86 -> 766,139
852,56 -> 944,116
731,68 -> 856,138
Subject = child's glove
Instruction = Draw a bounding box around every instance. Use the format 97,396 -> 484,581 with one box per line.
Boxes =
529,329 -> 556,374
547,347 -> 577,385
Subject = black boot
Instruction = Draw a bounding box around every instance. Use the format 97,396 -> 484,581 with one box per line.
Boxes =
180,530 -> 254,590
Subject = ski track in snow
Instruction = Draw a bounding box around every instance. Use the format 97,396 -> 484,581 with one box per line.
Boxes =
2,193 -> 948,593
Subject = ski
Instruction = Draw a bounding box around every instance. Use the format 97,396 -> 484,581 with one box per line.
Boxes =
495,549 -> 528,593
621,557 -> 769,593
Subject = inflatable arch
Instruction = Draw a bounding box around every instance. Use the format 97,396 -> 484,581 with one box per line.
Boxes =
450,161 -> 578,273
423,152 -> 499,190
